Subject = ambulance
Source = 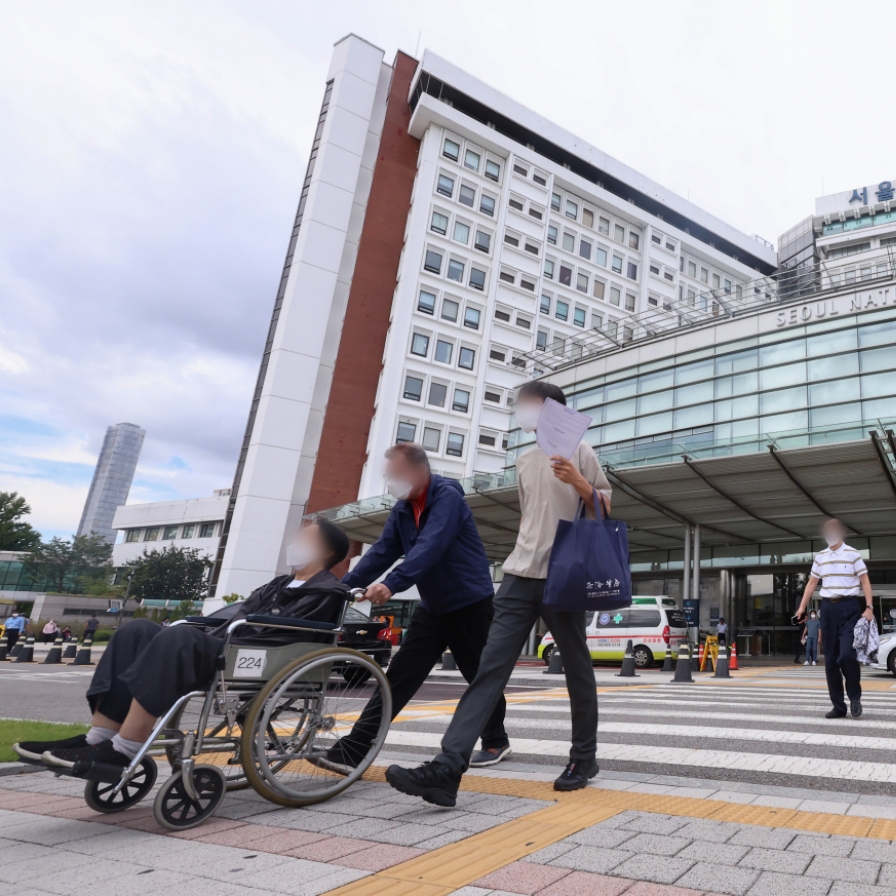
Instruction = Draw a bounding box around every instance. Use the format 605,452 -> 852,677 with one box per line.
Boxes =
538,596 -> 688,669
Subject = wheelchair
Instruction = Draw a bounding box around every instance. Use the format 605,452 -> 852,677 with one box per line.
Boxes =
62,590 -> 392,831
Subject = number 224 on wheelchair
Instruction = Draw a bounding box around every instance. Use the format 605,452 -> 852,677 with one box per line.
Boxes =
58,590 -> 392,831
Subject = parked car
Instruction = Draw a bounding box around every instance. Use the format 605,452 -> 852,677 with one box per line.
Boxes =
538,596 -> 688,669
335,604 -> 393,684
872,630 -> 896,676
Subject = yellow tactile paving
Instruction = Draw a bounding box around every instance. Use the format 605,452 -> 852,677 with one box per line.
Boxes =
868,818 -> 896,840
785,812 -> 874,838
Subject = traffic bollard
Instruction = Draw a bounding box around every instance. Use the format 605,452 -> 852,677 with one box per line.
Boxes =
616,639 -> 639,677
672,643 -> 694,684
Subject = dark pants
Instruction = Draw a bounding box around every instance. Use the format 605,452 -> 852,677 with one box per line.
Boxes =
435,575 -> 597,775
339,597 -> 508,759
821,597 -> 862,712
806,636 -> 819,663
86,619 -> 220,722
6,630 -> 20,651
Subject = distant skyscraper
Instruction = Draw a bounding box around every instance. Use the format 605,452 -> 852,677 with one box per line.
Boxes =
77,423 -> 146,543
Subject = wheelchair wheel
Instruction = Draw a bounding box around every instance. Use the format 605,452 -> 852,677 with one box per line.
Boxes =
241,647 -> 391,807
84,756 -> 158,814
153,764 -> 226,830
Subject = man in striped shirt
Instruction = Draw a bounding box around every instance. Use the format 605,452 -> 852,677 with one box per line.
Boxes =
795,519 -> 874,719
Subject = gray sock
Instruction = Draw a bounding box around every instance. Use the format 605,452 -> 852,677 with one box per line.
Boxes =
111,733 -> 143,760
85,726 -> 117,746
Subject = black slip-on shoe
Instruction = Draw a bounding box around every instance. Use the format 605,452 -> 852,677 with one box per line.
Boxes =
554,758 -> 599,791
469,745 -> 513,768
13,734 -> 88,765
42,738 -> 130,771
850,701 -> 863,718
825,708 -> 848,719
385,761 -> 460,807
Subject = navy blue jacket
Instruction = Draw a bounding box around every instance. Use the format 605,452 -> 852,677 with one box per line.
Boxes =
343,475 -> 494,615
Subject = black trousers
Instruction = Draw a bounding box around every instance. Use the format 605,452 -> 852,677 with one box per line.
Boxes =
6,630 -> 20,650
338,597 -> 508,759
86,619 -> 220,722
820,597 -> 863,712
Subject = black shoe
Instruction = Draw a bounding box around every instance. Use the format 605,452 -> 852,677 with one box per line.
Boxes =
307,740 -> 364,777
469,745 -> 513,768
13,734 -> 88,765
385,761 -> 460,807
825,708 -> 847,719
42,738 -> 131,770
851,701 -> 863,718
554,758 -> 599,791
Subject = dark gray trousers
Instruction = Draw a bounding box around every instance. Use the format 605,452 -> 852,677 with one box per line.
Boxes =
434,574 -> 597,775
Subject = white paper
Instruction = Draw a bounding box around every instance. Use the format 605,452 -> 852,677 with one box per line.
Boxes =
536,397 -> 593,460
232,649 -> 268,678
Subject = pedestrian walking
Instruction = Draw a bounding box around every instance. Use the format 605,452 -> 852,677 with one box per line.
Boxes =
42,620 -> 59,643
312,442 -> 511,777
4,611 -> 26,651
804,610 -> 820,666
793,618 -> 807,664
794,519 -> 874,718
385,382 -> 612,806
84,614 -> 100,638
716,617 -> 728,647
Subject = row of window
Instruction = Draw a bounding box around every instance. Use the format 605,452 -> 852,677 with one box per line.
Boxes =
546,224 -> 639,282
430,206 -> 492,254
417,287 -> 482,330
679,254 -> 737,294
409,329 -> 477,371
442,134 -> 503,183
397,419 -> 466,457
541,287 -> 635,319
123,523 -> 218,543
507,191 -> 546,223
509,157 -> 549,188
544,257 -> 637,295
435,169 -> 498,218
550,187 -> 642,249
423,245 -> 488,292
402,371 -> 473,414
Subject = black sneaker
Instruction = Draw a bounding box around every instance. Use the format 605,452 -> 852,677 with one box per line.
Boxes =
825,708 -> 847,719
469,744 -> 513,768
307,740 -> 364,777
385,761 -> 461,807
13,734 -> 88,765
42,738 -> 131,770
850,701 -> 863,718
554,758 -> 599,791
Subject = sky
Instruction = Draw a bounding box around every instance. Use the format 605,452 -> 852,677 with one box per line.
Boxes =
2,0 -> 895,541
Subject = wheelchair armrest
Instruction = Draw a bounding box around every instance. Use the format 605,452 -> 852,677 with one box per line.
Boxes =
244,614 -> 337,632
183,616 -> 230,627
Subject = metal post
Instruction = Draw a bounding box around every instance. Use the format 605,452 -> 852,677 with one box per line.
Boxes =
692,524 -> 701,604
682,526 -> 691,606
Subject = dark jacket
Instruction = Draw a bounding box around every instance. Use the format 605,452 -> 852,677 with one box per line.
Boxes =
212,569 -> 349,645
343,475 -> 494,615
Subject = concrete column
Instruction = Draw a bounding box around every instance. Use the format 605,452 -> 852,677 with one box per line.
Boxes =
692,524 -> 701,604
682,526 -> 691,604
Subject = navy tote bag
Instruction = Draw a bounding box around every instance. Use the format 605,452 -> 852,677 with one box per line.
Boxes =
543,490 -> 632,613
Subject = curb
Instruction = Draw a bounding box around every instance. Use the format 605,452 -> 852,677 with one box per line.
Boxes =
0,762 -> 46,778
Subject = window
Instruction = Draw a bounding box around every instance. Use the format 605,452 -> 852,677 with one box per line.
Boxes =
573,307 -> 586,327
437,174 -> 454,197
435,339 -> 453,363
459,184 -> 475,207
650,264 -> 660,276
712,273 -> 720,288
593,280 -> 605,300
424,249 -> 442,274
606,319 -> 618,338
700,267 -> 708,283
181,525 -> 194,539
469,268 -> 486,290
417,290 -> 436,314
430,211 -> 448,235
411,333 -> 430,356
688,260 -> 696,277
464,307 -> 481,329
484,159 -> 500,181
452,388 -> 470,412
489,347 -> 506,362
547,225 -> 558,244
520,277 -> 536,292
579,239 -> 591,260
525,241 -> 538,255
540,294 -> 551,314
474,230 -> 490,252
544,259 -> 555,279
555,265 -> 571,287
556,300 -> 569,321
629,232 -> 640,250
663,270 -> 674,282
478,431 -> 497,447
528,206 -> 543,221
595,247 -> 607,267
199,523 -> 216,538
614,224 -> 624,242
422,427 -> 441,452
396,422 -> 416,443
504,232 -> 520,247
576,273 -> 588,293
499,270 -> 515,284
665,240 -> 675,252
583,208 -> 594,228
566,199 -> 578,219
536,329 -> 548,349
612,255 -> 623,273
551,192 -> 561,211
404,375 -> 423,401
484,389 -> 502,403
443,138 -> 460,161
562,232 -> 575,252
458,347 -> 475,369
125,529 -> 140,543
464,149 -> 480,171
428,382 -> 447,406
446,432 -> 465,456
591,312 -> 603,329
447,259 -> 464,282
724,278 -> 732,294
624,294 -> 636,312
508,197 -> 524,211
626,262 -> 638,280
494,307 -> 511,322
652,233 -> 662,245
598,216 -> 610,235
480,194 -> 495,216
441,298 -> 459,322
516,315 -> 531,329
453,221 -> 470,244
609,287 -> 621,306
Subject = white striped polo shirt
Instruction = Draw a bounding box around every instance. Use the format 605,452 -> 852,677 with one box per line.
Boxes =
810,543 -> 868,597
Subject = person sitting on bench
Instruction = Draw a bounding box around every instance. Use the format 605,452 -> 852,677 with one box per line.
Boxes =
13,519 -> 350,773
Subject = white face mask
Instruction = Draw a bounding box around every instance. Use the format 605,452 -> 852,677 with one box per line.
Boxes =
515,403 -> 542,433
386,478 -> 414,501
285,539 -> 316,570
823,532 -> 842,547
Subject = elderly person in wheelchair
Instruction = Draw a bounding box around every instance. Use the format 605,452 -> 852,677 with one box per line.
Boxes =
15,518 -> 352,774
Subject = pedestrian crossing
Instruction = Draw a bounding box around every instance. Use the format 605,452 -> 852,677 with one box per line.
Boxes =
388,681 -> 896,791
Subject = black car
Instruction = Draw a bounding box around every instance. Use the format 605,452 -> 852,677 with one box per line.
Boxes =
335,605 -> 392,684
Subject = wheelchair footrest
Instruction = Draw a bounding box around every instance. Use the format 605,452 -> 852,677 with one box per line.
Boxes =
55,761 -> 129,784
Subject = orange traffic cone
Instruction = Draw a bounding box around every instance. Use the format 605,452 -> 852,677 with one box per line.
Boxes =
729,643 -> 739,670
697,642 -> 705,672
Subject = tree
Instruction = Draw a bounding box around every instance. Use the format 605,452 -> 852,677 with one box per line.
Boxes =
0,492 -> 42,552
23,534 -> 112,593
127,546 -> 211,605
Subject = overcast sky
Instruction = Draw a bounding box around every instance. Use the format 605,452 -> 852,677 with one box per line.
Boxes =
2,0 -> 894,541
